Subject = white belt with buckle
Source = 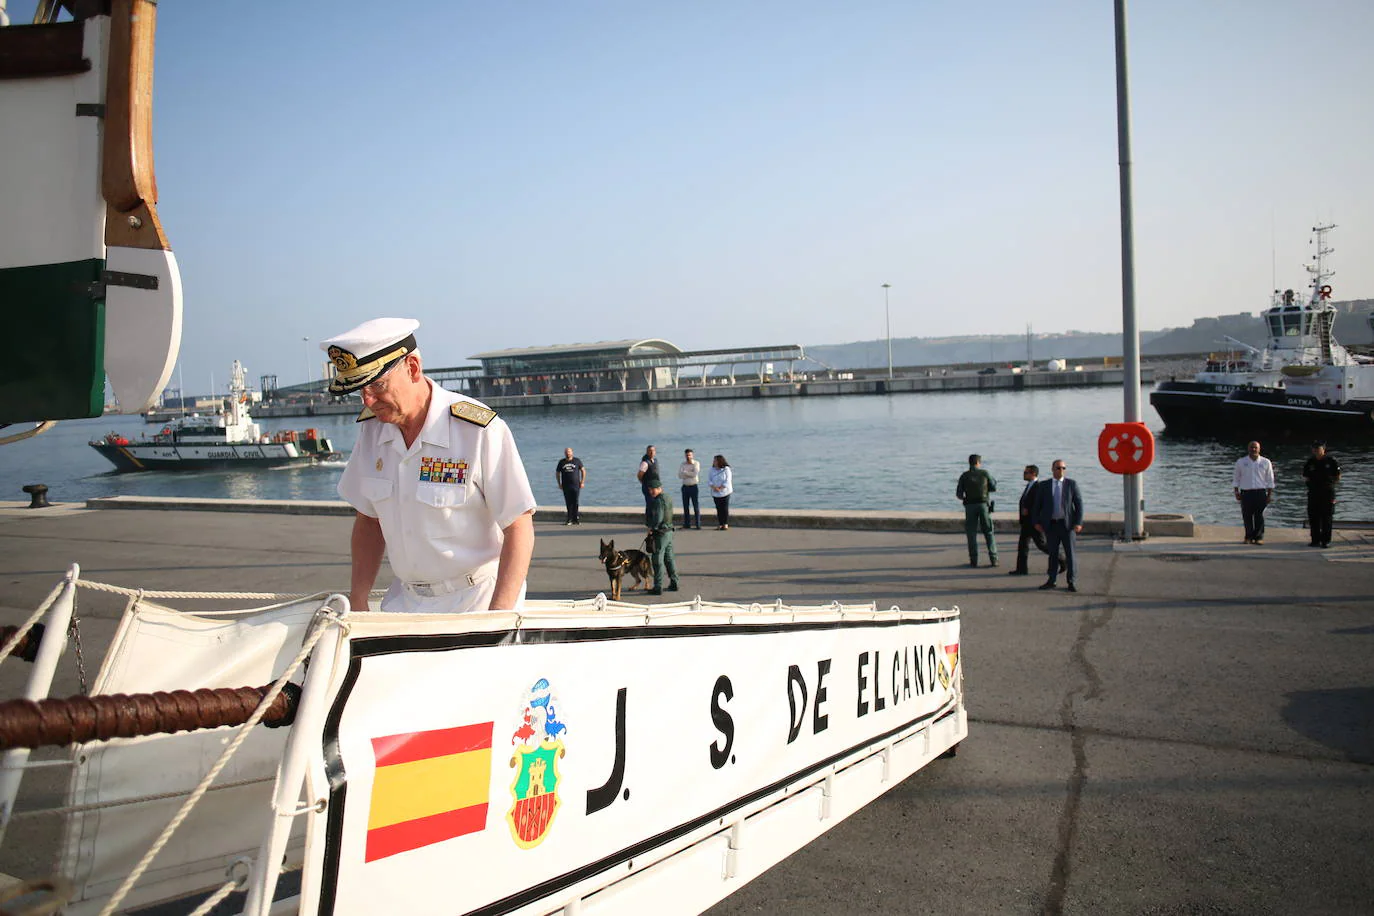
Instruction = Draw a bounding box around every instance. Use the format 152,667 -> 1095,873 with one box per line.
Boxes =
403,562 -> 497,598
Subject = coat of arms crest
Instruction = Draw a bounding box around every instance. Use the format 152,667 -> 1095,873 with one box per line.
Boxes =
506,678 -> 568,848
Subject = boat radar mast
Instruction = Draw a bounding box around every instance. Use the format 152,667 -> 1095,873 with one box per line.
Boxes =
1306,222 -> 1337,363
1306,222 -> 1336,301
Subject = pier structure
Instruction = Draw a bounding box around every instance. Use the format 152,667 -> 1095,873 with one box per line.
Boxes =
239,336 -> 1149,420
245,364 -> 1150,419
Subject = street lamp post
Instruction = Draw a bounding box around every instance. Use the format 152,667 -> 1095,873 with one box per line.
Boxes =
881,283 -> 893,380
1113,0 -> 1145,540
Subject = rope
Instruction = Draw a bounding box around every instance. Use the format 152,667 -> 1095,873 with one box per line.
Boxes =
96,602 -> 347,916
0,578 -> 66,667
75,580 -> 385,604
6,776 -> 273,821
185,878 -> 239,916
0,420 -> 57,446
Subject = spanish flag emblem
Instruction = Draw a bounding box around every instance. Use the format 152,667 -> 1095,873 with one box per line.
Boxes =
365,722 -> 494,862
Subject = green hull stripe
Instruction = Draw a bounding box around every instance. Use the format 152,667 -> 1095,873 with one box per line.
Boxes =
0,258 -> 106,423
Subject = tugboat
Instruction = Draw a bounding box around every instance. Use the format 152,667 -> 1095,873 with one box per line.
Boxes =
1218,228 -> 1374,438
1149,223 -> 1357,435
90,360 -> 339,472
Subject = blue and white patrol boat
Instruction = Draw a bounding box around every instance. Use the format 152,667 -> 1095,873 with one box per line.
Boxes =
89,360 -> 338,472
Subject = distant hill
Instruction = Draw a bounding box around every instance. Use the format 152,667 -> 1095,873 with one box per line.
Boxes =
800,299 -> 1374,371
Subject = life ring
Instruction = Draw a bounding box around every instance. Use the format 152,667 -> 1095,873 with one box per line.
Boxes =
1319,284 -> 1333,300
1098,422 -> 1154,475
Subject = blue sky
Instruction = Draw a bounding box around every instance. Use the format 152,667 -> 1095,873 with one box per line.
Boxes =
14,1 -> 1374,388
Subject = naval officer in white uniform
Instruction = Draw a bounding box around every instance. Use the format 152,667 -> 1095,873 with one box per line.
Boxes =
326,318 -> 537,613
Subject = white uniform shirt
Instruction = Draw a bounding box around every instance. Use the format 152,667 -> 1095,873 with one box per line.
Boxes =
1232,455 -> 1276,490
338,381 -> 536,588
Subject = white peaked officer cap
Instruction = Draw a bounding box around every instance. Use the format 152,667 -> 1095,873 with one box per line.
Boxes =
320,318 -> 420,395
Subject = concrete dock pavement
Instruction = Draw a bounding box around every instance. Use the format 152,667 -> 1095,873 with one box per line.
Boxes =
0,502 -> 1370,914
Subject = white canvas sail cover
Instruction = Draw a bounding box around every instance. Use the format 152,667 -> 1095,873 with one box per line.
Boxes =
57,596 -> 326,915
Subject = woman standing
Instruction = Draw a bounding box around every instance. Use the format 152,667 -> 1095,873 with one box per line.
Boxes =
708,454 -> 733,530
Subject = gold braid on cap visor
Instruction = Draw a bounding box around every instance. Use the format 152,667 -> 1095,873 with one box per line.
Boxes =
327,336 -> 414,394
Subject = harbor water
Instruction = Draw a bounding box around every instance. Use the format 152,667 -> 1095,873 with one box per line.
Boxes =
3,386 -> 1369,528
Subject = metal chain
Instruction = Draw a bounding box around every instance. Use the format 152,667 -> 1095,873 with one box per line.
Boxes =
67,613 -> 89,696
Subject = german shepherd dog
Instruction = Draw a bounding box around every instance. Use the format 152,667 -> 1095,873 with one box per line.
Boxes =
599,539 -> 652,601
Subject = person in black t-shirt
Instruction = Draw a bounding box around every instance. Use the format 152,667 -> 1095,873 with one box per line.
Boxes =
554,447 -> 586,525
636,445 -> 660,509
1302,440 -> 1341,548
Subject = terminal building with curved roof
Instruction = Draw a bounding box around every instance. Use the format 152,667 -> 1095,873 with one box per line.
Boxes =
431,340 -> 806,400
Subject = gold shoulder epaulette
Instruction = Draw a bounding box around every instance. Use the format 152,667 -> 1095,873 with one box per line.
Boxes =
451,401 -> 496,427
356,406 -> 376,422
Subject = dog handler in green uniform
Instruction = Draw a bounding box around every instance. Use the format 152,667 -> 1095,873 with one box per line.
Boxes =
956,453 -> 998,568
644,482 -> 680,596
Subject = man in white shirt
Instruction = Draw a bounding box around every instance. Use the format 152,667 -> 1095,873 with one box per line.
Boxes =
1232,440 -> 1276,544
327,318 -> 537,612
677,448 -> 702,529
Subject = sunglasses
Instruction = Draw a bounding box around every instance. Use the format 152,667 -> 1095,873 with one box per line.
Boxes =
359,361 -> 404,397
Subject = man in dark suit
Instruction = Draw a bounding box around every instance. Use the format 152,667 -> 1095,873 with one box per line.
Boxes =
1033,459 -> 1084,592
1010,464 -> 1063,576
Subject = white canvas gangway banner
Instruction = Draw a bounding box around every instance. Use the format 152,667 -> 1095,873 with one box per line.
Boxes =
298,602 -> 964,916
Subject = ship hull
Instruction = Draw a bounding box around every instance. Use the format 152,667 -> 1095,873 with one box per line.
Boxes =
1219,388 -> 1374,439
1149,381 -> 1251,436
90,442 -> 326,473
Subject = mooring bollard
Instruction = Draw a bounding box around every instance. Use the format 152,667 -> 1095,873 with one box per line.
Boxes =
21,484 -> 51,509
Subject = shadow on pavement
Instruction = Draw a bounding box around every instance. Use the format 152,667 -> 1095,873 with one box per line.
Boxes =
1281,686 -> 1374,764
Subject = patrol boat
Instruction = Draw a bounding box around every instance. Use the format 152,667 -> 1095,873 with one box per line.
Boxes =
89,360 -> 339,472
1149,223 -> 1356,435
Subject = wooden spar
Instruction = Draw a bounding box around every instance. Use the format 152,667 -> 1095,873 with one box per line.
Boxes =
0,683 -> 301,751
102,0 -> 167,250
0,625 -> 44,663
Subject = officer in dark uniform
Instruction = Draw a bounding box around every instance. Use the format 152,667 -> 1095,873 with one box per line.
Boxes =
1302,440 -> 1341,548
